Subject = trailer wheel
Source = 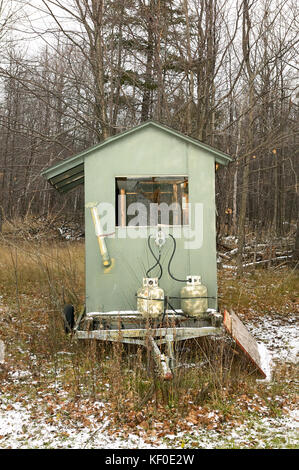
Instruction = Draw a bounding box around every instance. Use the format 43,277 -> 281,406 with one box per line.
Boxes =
63,304 -> 75,333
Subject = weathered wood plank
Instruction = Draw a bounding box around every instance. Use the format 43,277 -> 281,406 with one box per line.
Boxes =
223,310 -> 266,378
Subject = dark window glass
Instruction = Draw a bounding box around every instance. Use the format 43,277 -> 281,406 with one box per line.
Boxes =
116,177 -> 189,226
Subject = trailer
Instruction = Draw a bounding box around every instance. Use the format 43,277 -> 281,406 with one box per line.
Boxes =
43,121 -> 266,380
72,309 -> 223,380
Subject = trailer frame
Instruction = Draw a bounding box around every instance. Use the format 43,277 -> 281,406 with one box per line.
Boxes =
74,310 -> 223,379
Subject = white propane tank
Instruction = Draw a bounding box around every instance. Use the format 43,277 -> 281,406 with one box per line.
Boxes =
137,278 -> 164,319
180,275 -> 208,317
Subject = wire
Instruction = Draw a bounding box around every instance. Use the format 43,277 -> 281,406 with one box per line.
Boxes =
136,295 -> 164,301
146,235 -> 163,279
169,295 -> 216,300
166,299 -> 188,317
167,233 -> 186,282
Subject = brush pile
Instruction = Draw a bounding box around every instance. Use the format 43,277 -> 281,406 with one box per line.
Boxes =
1,214 -> 84,242
217,235 -> 295,269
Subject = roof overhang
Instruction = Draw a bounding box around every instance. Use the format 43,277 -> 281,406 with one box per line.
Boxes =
42,121 -> 233,193
42,155 -> 85,194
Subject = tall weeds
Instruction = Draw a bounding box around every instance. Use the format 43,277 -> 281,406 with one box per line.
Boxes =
1,236 -> 296,422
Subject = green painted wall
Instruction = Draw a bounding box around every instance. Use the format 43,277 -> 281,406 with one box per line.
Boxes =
84,125 -> 217,313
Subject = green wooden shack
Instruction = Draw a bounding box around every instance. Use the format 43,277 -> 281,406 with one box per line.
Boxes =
42,121 -> 232,316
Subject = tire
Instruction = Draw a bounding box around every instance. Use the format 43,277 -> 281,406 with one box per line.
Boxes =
63,304 -> 75,333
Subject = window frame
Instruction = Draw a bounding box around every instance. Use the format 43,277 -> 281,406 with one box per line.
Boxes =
115,175 -> 189,228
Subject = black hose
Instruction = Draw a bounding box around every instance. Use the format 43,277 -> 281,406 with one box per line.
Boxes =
169,295 -> 216,300
167,299 -> 188,317
167,233 -> 186,282
146,235 -> 163,279
136,295 -> 164,301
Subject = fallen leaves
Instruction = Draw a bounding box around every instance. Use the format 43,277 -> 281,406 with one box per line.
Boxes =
0,245 -> 298,449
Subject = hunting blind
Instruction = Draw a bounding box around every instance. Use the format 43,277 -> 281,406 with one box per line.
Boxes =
43,121 -> 266,379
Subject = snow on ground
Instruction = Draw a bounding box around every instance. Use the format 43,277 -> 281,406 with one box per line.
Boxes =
238,313 -> 298,383
246,314 -> 298,365
0,314 -> 298,449
0,395 -> 298,449
164,413 -> 299,449
0,399 -> 162,449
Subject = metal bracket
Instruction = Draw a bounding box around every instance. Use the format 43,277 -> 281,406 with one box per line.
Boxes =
154,229 -> 166,248
209,312 -> 223,327
147,336 -> 173,380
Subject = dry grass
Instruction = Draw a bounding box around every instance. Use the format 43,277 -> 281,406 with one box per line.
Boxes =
218,267 -> 299,318
0,237 -> 298,432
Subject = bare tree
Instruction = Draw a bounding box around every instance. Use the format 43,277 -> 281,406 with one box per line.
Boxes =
0,0 -> 297,242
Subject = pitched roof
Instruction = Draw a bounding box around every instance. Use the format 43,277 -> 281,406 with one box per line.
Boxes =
42,120 -> 232,193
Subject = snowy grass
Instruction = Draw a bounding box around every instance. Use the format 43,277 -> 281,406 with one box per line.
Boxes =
0,240 -> 298,449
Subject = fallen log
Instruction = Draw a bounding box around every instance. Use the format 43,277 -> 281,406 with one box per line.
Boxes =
242,255 -> 292,268
218,252 -> 232,260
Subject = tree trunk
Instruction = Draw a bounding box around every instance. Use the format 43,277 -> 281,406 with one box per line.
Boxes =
293,194 -> 299,266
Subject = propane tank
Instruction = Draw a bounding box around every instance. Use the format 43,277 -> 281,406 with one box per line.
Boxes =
180,275 -> 208,317
137,277 -> 164,319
